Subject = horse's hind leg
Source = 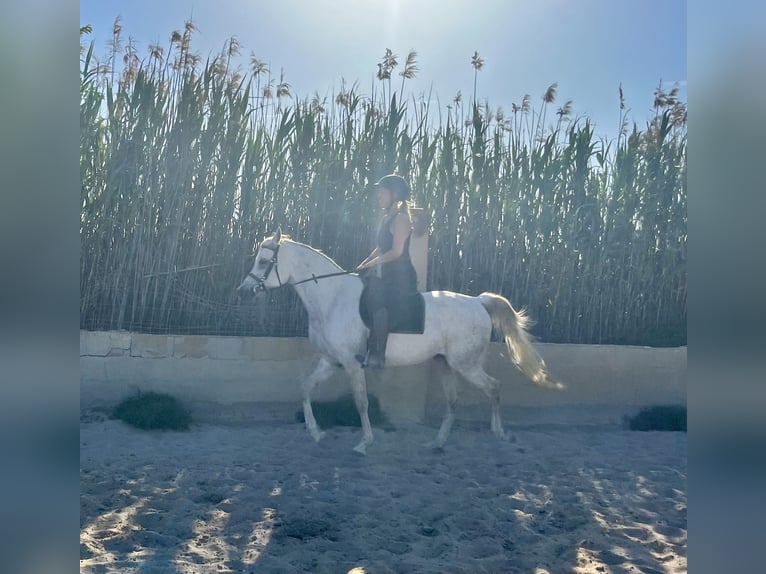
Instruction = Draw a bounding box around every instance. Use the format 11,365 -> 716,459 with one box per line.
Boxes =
347,366 -> 374,455
454,365 -> 509,441
302,357 -> 335,443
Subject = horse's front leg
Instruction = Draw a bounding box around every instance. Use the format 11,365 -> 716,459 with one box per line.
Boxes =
346,365 -> 374,454
433,359 -> 458,449
302,356 -> 335,443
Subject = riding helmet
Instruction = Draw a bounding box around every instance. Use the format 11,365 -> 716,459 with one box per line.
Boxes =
375,174 -> 410,202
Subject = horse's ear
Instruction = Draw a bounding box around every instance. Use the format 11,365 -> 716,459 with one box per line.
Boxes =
274,227 -> 282,244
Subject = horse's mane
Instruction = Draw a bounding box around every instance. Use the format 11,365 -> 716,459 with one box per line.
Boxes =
277,237 -> 344,271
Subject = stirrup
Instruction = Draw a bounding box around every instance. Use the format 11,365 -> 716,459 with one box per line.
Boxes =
355,351 -> 385,369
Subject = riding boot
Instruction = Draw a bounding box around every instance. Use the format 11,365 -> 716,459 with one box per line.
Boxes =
369,308 -> 390,368
358,308 -> 389,369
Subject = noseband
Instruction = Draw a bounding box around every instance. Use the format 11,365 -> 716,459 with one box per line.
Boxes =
247,244 -> 282,292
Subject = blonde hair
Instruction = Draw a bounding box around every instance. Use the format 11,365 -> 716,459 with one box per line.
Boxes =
393,199 -> 412,218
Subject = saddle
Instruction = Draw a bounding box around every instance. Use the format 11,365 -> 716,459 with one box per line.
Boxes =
359,288 -> 425,334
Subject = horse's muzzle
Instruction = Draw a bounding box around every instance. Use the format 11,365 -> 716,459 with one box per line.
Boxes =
236,282 -> 257,301
237,274 -> 270,300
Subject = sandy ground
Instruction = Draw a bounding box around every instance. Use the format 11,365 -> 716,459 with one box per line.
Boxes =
80,416 -> 686,574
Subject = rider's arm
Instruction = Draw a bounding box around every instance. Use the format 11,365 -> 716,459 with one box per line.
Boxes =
357,247 -> 381,269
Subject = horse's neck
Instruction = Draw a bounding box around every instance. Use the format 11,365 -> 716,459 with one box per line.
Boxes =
285,242 -> 357,320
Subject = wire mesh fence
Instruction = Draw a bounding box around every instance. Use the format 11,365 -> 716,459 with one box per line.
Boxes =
79,26 -> 686,346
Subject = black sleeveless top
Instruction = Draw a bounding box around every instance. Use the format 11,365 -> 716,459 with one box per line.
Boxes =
375,212 -> 418,298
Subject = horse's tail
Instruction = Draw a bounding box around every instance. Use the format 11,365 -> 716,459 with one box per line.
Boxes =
479,292 -> 564,390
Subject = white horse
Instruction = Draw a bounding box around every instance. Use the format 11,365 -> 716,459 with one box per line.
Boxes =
237,228 -> 563,454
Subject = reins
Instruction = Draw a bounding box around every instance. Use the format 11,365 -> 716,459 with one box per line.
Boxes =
248,241 -> 358,290
292,270 -> 358,286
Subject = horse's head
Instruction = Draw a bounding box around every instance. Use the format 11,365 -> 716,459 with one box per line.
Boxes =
237,228 -> 287,298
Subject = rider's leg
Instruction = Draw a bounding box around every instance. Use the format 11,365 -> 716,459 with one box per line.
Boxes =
357,276 -> 389,368
365,307 -> 389,369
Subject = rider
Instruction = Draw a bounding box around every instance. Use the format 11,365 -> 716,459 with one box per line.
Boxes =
356,174 -> 418,368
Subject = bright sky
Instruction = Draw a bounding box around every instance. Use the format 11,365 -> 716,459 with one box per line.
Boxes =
80,0 -> 686,139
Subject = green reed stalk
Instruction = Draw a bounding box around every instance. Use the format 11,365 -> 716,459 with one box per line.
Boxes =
80,26 -> 686,345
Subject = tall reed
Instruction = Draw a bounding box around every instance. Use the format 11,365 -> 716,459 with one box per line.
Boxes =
80,22 -> 686,345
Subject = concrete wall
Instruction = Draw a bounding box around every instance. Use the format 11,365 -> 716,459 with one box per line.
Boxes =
81,330 -> 686,428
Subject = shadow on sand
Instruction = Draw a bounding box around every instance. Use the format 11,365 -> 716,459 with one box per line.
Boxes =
80,418 -> 686,573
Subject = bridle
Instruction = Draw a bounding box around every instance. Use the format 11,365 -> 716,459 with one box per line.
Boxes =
247,243 -> 355,292
247,244 -> 282,292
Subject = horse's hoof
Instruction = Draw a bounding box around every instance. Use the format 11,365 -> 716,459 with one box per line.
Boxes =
312,431 -> 326,443
352,442 -> 367,455
494,431 -> 512,442
423,440 -> 445,452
